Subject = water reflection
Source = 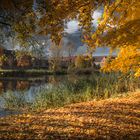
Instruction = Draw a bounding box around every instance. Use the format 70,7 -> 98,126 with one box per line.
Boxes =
0,109 -> 21,117
0,77 -> 48,93
0,75 -> 92,109
0,74 -> 138,116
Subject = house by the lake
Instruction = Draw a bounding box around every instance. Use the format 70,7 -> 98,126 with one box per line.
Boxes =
0,45 -> 116,69
0,46 -> 17,68
0,46 -> 49,69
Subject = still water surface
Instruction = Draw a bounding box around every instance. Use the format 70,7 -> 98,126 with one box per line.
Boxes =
0,73 -> 134,117
0,75 -> 97,116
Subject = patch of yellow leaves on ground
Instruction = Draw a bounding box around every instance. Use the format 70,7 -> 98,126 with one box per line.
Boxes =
0,91 -> 140,139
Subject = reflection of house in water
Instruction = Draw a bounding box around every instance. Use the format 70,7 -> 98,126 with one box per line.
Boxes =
16,81 -> 30,90
0,80 -> 30,92
0,82 -> 4,94
0,80 -> 17,92
0,78 -> 48,93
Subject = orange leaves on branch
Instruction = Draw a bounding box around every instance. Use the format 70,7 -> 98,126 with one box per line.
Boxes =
102,46 -> 140,77
1,0 -> 140,77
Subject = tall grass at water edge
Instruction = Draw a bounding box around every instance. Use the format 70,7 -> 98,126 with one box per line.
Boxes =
2,73 -> 139,111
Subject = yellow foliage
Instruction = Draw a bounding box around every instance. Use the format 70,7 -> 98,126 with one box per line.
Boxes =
102,46 -> 140,77
135,68 -> 140,77
75,55 -> 86,68
92,0 -> 140,76
1,0 -> 140,76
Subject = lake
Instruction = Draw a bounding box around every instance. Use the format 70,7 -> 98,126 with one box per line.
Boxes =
0,75 -> 93,108
0,73 -> 138,117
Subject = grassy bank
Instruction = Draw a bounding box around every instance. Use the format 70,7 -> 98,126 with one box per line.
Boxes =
0,69 -> 67,77
0,68 -> 100,77
2,73 -> 139,111
0,90 -> 139,139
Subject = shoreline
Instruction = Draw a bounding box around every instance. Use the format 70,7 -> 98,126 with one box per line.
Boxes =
0,90 -> 139,139
0,69 -> 67,77
0,68 -> 100,77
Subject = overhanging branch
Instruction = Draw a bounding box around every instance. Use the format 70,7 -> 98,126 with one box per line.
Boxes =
0,21 -> 11,26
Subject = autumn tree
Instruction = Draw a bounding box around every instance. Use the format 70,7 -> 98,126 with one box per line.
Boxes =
16,51 -> 32,67
0,0 -> 139,76
75,55 -> 85,68
75,55 -> 93,68
92,0 -> 140,77
49,42 -> 63,71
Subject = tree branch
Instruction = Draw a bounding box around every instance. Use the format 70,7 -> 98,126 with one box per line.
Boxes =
0,21 -> 11,26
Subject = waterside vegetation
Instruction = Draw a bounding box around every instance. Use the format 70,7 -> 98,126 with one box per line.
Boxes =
0,90 -> 139,139
1,73 -> 139,111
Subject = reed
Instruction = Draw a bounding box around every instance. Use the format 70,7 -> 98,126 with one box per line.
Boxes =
2,73 -> 139,111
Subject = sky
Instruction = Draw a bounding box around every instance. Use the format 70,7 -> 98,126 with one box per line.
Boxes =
3,9 -> 117,57
64,10 -> 118,56
65,10 -> 102,33
32,0 -> 114,56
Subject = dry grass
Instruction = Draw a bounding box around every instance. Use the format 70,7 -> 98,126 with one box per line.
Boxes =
0,91 -> 140,140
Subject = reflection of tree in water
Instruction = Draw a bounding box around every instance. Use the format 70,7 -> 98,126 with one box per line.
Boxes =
0,82 -> 4,94
0,80 -> 17,92
16,81 -> 30,91
67,75 -> 91,84
6,81 -> 16,91
47,75 -> 97,92
67,75 -> 78,83
48,76 -> 68,85
0,80 -> 30,92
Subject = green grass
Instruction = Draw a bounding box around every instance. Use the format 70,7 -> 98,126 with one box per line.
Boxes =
0,69 -> 68,77
2,73 -> 139,111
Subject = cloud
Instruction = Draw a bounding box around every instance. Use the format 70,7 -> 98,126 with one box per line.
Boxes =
92,10 -> 102,27
65,20 -> 79,33
65,10 -> 102,33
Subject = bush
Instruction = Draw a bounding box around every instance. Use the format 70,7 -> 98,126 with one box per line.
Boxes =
75,55 -> 86,68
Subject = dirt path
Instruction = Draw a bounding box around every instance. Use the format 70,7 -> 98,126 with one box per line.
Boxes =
0,91 -> 140,140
